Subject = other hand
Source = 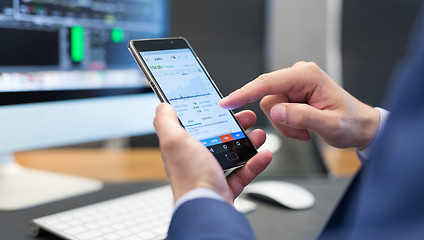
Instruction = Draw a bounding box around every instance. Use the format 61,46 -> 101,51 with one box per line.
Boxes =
219,62 -> 380,150
153,103 -> 272,205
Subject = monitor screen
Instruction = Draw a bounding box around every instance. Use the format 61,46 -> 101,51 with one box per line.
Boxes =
0,0 -> 168,105
0,0 -> 168,210
0,0 -> 168,153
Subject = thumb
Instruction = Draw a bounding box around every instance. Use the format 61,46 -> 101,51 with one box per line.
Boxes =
153,103 -> 185,139
270,103 -> 333,133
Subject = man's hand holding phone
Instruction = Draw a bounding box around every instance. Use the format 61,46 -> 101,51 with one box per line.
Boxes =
154,103 -> 272,204
129,38 -> 259,170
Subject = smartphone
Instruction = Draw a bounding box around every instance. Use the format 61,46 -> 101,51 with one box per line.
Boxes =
128,37 -> 257,170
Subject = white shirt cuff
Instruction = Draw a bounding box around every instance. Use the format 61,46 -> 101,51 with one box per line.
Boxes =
173,188 -> 225,213
356,107 -> 390,163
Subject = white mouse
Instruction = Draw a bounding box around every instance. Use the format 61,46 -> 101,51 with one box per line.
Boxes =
243,181 -> 315,210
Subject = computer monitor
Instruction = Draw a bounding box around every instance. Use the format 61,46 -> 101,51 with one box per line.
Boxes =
0,0 -> 168,210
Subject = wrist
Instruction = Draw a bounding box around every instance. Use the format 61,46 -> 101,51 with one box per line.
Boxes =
356,107 -> 390,160
174,188 -> 225,212
356,105 -> 381,150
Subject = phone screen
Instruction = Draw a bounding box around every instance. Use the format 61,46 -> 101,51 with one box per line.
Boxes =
131,38 -> 257,169
140,48 -> 246,145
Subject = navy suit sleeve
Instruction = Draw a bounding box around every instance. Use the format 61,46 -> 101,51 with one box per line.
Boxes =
167,198 -> 256,240
319,4 -> 424,240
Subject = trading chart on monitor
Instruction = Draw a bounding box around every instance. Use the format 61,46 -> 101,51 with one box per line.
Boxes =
0,0 -> 168,93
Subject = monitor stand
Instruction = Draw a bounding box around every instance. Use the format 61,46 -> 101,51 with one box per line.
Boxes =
0,153 -> 103,211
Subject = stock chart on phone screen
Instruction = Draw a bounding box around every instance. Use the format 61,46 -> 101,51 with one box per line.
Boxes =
141,49 -> 246,147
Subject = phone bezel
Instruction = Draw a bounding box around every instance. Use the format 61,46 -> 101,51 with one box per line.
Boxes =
128,37 -> 257,170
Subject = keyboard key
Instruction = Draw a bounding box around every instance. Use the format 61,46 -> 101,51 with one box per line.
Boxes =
63,226 -> 86,235
51,222 -> 70,230
31,185 -> 256,240
116,230 -> 132,237
104,233 -> 120,240
75,230 -> 102,239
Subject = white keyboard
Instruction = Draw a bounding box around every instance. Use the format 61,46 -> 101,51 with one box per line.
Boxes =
30,185 -> 256,240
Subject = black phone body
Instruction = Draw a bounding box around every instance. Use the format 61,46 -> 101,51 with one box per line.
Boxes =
128,37 -> 257,170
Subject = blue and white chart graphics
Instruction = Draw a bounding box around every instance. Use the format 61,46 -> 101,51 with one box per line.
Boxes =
141,49 -> 245,147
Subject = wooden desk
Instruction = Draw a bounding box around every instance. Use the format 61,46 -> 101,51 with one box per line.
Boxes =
321,146 -> 361,177
15,146 -> 360,181
15,148 -> 167,182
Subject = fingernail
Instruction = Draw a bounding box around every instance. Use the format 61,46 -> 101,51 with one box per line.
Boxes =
270,105 -> 286,123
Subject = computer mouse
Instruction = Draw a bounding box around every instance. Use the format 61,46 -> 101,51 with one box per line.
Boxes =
243,181 -> 315,210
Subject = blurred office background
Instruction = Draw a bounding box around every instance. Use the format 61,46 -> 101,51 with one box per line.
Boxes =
45,0 -> 422,176
133,0 -> 422,176
170,0 -> 422,119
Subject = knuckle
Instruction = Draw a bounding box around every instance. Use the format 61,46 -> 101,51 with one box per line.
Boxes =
292,61 -> 307,67
291,114 -> 305,127
255,72 -> 274,98
153,115 -> 160,128
295,62 -> 324,85
304,62 -> 322,76
160,133 -> 182,149
256,73 -> 271,83
287,104 -> 307,127
259,99 -> 267,111
259,96 -> 272,111
153,111 -> 166,129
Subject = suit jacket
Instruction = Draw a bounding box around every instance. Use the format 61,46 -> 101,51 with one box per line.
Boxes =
168,6 -> 424,240
319,5 -> 424,240
167,198 -> 255,240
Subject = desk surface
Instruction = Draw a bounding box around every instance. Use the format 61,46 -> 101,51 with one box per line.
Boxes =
15,148 -> 167,182
0,178 -> 351,240
14,146 -> 360,181
1,147 -> 358,239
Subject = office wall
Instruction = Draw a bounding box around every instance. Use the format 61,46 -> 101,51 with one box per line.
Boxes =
342,0 -> 422,106
265,0 -> 328,72
266,0 -> 422,107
